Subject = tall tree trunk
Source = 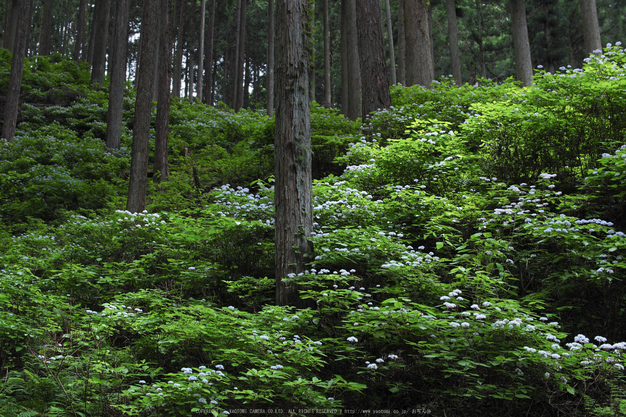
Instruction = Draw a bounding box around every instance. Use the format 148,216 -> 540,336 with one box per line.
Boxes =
267,0 -> 275,116
203,0 -> 215,105
579,0 -> 602,55
356,0 -> 391,121
105,0 -> 130,149
1,0 -> 32,142
230,0 -> 242,109
127,0 -> 159,213
340,0 -> 348,114
342,0 -> 361,120
38,0 -> 53,55
172,0 -> 185,98
446,0 -> 462,85
3,0 -> 19,53
309,0 -> 315,103
243,55 -> 251,109
323,0 -> 331,106
510,0 -> 533,86
543,1 -> 555,74
155,0 -> 173,183
87,3 -> 96,65
196,0 -> 206,103
188,52 -> 194,102
405,0 -> 433,87
397,0 -> 406,85
74,0 -> 87,60
274,0 -> 313,307
235,0 -> 246,111
90,0 -> 111,85
384,0 -> 396,85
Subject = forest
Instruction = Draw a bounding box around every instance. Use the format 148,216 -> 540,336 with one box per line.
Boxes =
1,0 -> 626,416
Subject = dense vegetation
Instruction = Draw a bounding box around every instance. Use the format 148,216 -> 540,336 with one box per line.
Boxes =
1,45 -> 626,416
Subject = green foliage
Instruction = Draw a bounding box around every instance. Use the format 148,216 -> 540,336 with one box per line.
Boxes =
3,43 -> 626,417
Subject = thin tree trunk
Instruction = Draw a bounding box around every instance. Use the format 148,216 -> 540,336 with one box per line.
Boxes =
267,0 -> 275,116
203,0 -> 215,105
105,0 -> 130,149
87,3 -> 96,65
90,0 -> 112,85
2,0 -> 32,141
344,0 -> 361,120
579,0 -> 602,55
172,0 -> 185,98
384,0 -> 396,85
243,55 -> 251,108
127,0 -> 159,213
235,0 -> 246,111
340,0 -> 348,114
74,0 -> 87,60
405,0 -> 434,87
446,0 -> 462,85
323,0 -> 331,106
510,0 -> 533,86
309,0 -> 315,103
38,0 -> 53,55
196,0 -> 206,103
397,0 -> 406,85
188,53 -> 194,102
274,0 -> 313,307
3,0 -> 19,53
357,0 -> 391,121
155,0 -> 173,183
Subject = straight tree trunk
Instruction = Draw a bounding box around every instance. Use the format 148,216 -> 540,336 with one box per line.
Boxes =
510,0 -> 533,86
230,0 -> 242,109
105,0 -> 130,149
74,0 -> 88,60
3,0 -> 19,53
155,0 -> 173,183
196,0 -> 206,103
340,0 -> 348,114
446,0 -> 462,85
579,0 -> 602,55
397,0 -> 406,85
203,0 -> 215,105
384,0 -> 396,86
127,0 -> 159,213
235,0 -> 246,111
274,0 -> 313,307
90,0 -> 112,85
405,0 -> 434,87
172,0 -> 185,98
1,0 -> 32,141
188,53 -> 194,102
309,0 -> 315,103
38,0 -> 53,55
356,0 -> 391,121
343,0 -> 361,120
87,3 -> 96,65
267,0 -> 275,116
323,0 -> 331,106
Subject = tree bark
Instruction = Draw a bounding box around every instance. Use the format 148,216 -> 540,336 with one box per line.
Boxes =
579,0 -> 602,55
172,0 -> 185,98
105,0 -> 130,149
203,0 -> 215,105
309,0 -> 315,103
510,0 -> 533,86
3,0 -> 19,53
446,0 -> 462,85
397,0 -> 406,85
196,0 -> 206,103
90,0 -> 111,85
2,0 -> 32,141
74,0 -> 88,60
342,0 -> 361,120
38,0 -> 53,55
274,0 -> 313,307
405,0 -> 433,87
127,0 -> 159,213
323,0 -> 331,106
235,0 -> 246,111
384,0 -> 396,86
154,0 -> 173,183
267,0 -> 275,116
356,0 -> 391,121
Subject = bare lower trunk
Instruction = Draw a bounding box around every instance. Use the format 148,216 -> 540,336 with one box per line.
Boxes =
172,0 -> 185,98
90,0 -> 112,85
323,0 -> 331,106
274,0 -> 313,307
579,0 -> 602,55
155,0 -> 173,183
510,0 -> 533,86
197,0 -> 206,103
1,0 -> 32,141
267,0 -> 275,116
38,0 -> 53,55
343,0 -> 361,120
203,0 -> 215,105
446,0 -> 462,85
384,0 -> 396,86
397,0 -> 406,85
127,0 -> 159,213
105,0 -> 130,149
405,0 -> 434,87
74,0 -> 88,60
